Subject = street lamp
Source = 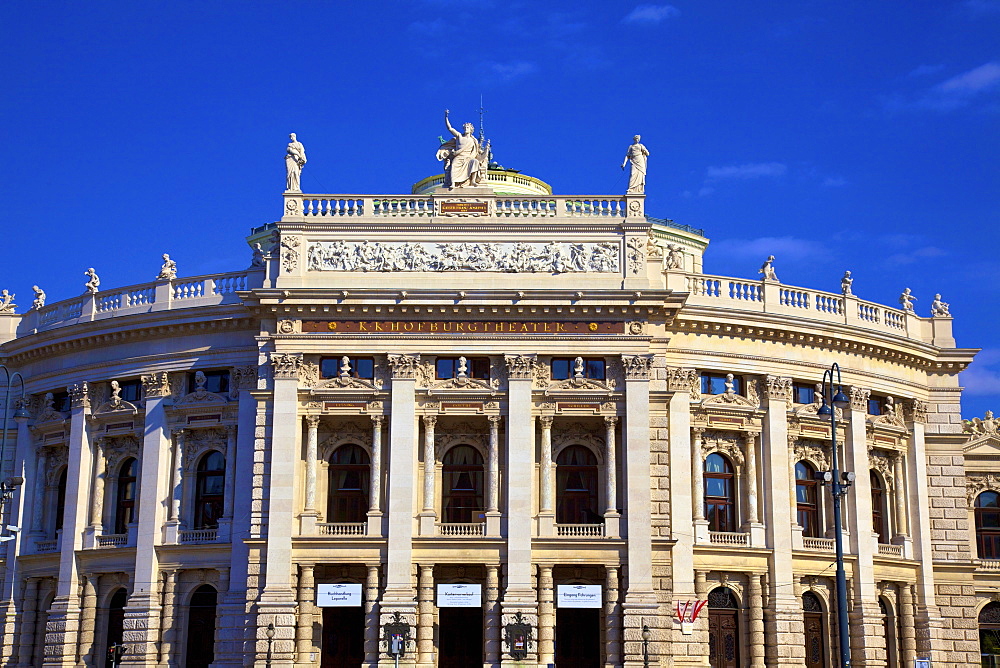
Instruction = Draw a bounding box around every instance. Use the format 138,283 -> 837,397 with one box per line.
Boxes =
817,362 -> 853,668
265,622 -> 275,668
641,623 -> 651,668
0,365 -> 29,517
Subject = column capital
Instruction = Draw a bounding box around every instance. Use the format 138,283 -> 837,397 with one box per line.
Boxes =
487,415 -> 502,426
504,354 -> 537,380
271,352 -> 304,380
849,386 -> 871,411
304,415 -> 321,428
902,398 -> 927,424
387,353 -> 421,379
230,365 -> 259,392
371,414 -> 384,427
666,366 -> 698,393
141,372 -> 171,398
604,415 -> 619,428
539,415 -> 554,429
691,426 -> 706,437
764,375 -> 793,401
422,415 -> 437,429
69,381 -> 91,409
621,354 -> 653,380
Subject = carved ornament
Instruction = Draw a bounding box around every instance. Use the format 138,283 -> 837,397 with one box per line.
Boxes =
666,367 -> 698,394
621,354 -> 653,380
142,372 -> 172,399
387,354 -> 421,380
849,387 -> 870,411
626,237 -> 645,275
229,366 -> 259,394
967,473 -> 1000,507
902,398 -> 928,424
69,382 -> 90,410
764,376 -> 792,401
505,355 -> 537,380
792,439 -> 831,470
701,431 -> 745,467
271,353 -> 304,380
551,422 -> 605,460
281,235 -> 300,273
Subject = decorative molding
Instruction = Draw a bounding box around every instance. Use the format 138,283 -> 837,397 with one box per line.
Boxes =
666,367 -> 698,394
902,398 -> 928,424
69,382 -> 90,410
701,431 -> 745,467
142,372 -> 171,399
551,422 -> 604,460
103,435 -> 140,471
871,396 -> 905,428
764,375 -> 793,401
428,376 -> 496,394
621,354 -> 653,380
625,237 -> 645,275
966,411 -> 999,436
183,427 -> 228,469
387,354 -> 421,379
505,355 -> 537,380
792,439 -> 830,470
967,473 -> 1000,507
229,366 -> 258,394
849,387 -> 870,411
281,235 -> 300,273
271,353 -> 303,380
868,447 -> 894,489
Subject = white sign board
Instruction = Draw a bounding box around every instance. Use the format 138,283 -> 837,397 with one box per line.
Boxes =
437,583 -> 482,607
557,584 -> 602,608
316,583 -> 363,607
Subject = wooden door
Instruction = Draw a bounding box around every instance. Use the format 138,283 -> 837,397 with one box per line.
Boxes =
708,609 -> 739,668
804,611 -> 826,668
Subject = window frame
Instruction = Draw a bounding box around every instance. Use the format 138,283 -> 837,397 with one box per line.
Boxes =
700,372 -> 743,396
193,451 -> 226,530
320,356 -> 375,380
976,491 -> 1000,560
188,370 -> 230,395
792,383 -> 817,405
327,444 -> 370,523
441,445 -> 486,523
114,457 -> 138,534
435,357 -> 490,380
551,357 -> 606,381
555,444 -> 601,524
795,461 -> 822,538
704,452 -> 737,533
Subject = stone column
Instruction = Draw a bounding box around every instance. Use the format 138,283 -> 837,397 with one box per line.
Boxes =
748,573 -> 765,668
159,570 -> 178,664
485,565 -> 501,666
301,416 -> 320,535
691,427 -> 707,541
43,382 -> 93,668
538,416 -> 555,537
900,583 -> 916,666
621,355 -> 658,666
29,448 -> 47,537
78,575 -> 98,665
606,566 -> 622,667
486,416 -> 501,537
84,439 -> 106,548
537,566 -> 555,666
501,355 -> 539,665
164,428 -> 184,544
604,416 -> 621,538
419,415 -> 437,535
744,431 -> 765,546
218,425 -> 237,541
381,354 -> 419,664
17,577 -> 39,668
296,565 -> 315,664
364,565 -> 381,665
417,565 -> 435,667
368,416 -> 384,537
891,453 -> 910,547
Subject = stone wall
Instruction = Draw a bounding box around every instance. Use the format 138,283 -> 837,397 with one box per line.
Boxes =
934,582 -> 980,666
927,453 -> 972,561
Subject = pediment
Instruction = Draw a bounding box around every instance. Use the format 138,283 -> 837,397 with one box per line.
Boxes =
964,434 -> 1000,455
427,376 -> 496,395
310,375 -> 381,398
870,413 -> 905,429
34,407 -> 67,427
545,377 -> 615,395
92,399 -> 139,416
701,392 -> 757,409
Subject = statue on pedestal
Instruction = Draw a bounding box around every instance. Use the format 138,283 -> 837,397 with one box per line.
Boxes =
621,135 -> 649,194
437,110 -> 489,189
758,256 -> 778,281
85,268 -> 101,294
157,254 -> 177,280
930,294 -> 951,317
285,133 -> 307,192
32,285 -> 46,310
841,271 -> 853,296
899,288 -> 917,313
0,290 -> 16,313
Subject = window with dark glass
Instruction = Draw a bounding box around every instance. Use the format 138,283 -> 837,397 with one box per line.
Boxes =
871,471 -> 887,544
551,358 -> 605,380
51,390 -> 71,413
188,370 -> 229,395
792,383 -> 816,405
704,453 -> 736,533
194,451 -> 225,529
556,445 -> 600,524
118,379 -> 142,403
976,491 -> 1000,559
795,462 -> 821,538
327,444 -> 370,523
320,356 -> 375,380
436,357 -> 490,380
54,468 -> 67,536
114,458 -> 138,534
980,601 -> 1000,664
441,445 -> 485,523
700,373 -> 742,396
868,396 -> 884,416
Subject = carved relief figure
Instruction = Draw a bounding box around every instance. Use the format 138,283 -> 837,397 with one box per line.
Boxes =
285,132 -> 307,192
621,134 -> 649,194
32,285 -> 46,310
437,110 -> 489,189
157,253 -> 177,280
841,271 -> 853,296
930,294 -> 950,317
84,268 -> 100,294
251,243 -> 266,267
899,288 -> 916,313
759,256 -> 778,281
665,244 -> 685,270
0,290 -> 15,313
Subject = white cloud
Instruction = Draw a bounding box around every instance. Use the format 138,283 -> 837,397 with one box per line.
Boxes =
935,61 -> 1000,94
705,162 -> 787,181
622,4 -> 681,25
889,61 -> 1000,112
822,176 -> 847,187
709,236 -> 828,264
884,246 -> 948,267
961,350 -> 1000,396
481,60 -> 538,83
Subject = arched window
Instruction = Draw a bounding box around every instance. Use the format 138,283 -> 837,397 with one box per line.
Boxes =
442,445 -> 484,523
556,445 -> 599,524
981,602 -> 1000,665
194,451 -> 225,530
976,491 -> 1000,559
795,462 -> 821,538
871,471 -> 887,544
705,453 -> 736,532
114,458 -> 138,534
707,587 -> 740,668
185,585 -> 218,668
104,588 -> 127,668
328,445 -> 370,523
54,468 -> 68,537
802,592 -> 826,668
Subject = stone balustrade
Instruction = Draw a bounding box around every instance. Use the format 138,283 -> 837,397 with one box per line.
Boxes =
876,543 -> 903,557
436,522 -> 486,537
802,537 -> 836,552
708,531 -> 749,546
317,522 -> 367,536
34,539 -> 58,553
555,523 -> 607,538
96,533 -> 127,548
179,528 -> 218,543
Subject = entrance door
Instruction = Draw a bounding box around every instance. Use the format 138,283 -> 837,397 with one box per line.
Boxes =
321,606 -> 365,668
439,606 -> 484,668
555,607 -> 600,668
708,609 -> 739,668
803,611 -> 826,668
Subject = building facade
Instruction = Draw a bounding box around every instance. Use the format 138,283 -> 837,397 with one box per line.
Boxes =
0,147 -> 995,668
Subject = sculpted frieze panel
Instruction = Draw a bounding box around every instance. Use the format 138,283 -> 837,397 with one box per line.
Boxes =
792,439 -> 830,470
183,427 -> 229,468
305,240 -> 621,274
700,431 -> 745,467
102,434 -> 140,471
967,473 -> 1000,507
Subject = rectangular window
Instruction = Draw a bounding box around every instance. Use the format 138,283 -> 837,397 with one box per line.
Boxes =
189,370 -> 230,395
700,373 -> 741,396
118,379 -> 142,403
792,383 -> 816,405
436,357 -> 490,379
868,397 -> 883,416
551,358 -> 606,380
320,356 -> 375,379
50,391 -> 71,412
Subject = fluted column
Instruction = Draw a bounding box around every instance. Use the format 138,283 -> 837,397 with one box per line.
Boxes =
304,417 -> 319,513
78,575 -> 98,664
900,583 -> 916,666
692,428 -> 705,522
537,566 -> 555,665
485,565 -> 500,665
417,565 -> 435,666
604,416 -> 618,514
159,570 -> 178,664
87,440 -> 106,533
486,416 -> 501,537
748,574 -> 765,668
296,565 -> 315,664
17,577 -> 38,667
606,566 -> 621,666
421,416 -> 437,514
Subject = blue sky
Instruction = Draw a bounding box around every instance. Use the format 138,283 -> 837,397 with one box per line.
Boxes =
1,1 -> 998,417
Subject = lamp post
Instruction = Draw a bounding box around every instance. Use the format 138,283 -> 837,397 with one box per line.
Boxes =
0,365 -> 29,521
817,363 -> 853,668
641,623 -> 651,668
265,622 -> 275,668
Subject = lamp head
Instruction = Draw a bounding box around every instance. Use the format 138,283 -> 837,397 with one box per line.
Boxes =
832,389 -> 850,409
641,624 -> 651,641
13,406 -> 30,424
266,622 -> 275,639
817,404 -> 833,417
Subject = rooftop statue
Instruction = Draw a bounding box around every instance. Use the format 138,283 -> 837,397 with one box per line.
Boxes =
758,255 -> 778,282
285,132 -> 307,193
31,285 -> 45,310
899,288 -> 916,313
157,253 -> 177,280
930,293 -> 951,317
622,134 -> 649,194
437,110 -> 490,189
0,290 -> 16,313
841,270 -> 853,296
84,268 -> 100,294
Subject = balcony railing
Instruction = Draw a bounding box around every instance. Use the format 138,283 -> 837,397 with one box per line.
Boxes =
802,537 -> 836,552
877,543 -> 903,557
317,522 -> 367,536
555,523 -> 606,538
179,528 -> 218,543
981,559 -> 1000,571
34,539 -> 58,553
437,523 -> 485,537
97,533 -> 127,548
709,531 -> 749,546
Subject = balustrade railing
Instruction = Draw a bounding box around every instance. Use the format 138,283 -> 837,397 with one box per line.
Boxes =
317,522 -> 367,536
290,194 -> 632,220
437,522 -> 485,537
179,528 -> 218,543
802,537 -> 836,551
980,559 -> 1000,571
877,543 -> 903,557
709,531 -> 749,546
97,533 -> 127,548
34,539 -> 58,552
555,523 -> 606,538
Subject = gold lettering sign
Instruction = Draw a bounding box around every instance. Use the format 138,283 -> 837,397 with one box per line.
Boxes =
303,320 -> 625,334
324,402 -> 369,410
709,416 -> 743,427
441,402 -> 484,411
440,201 -> 488,214
557,402 -> 601,412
